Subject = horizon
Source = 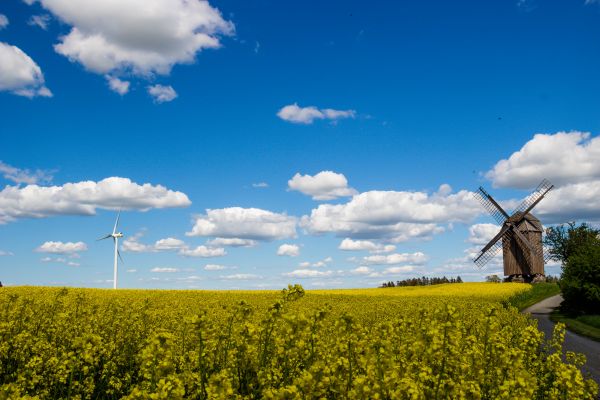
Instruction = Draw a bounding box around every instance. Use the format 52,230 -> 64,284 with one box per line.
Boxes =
1,0 -> 600,289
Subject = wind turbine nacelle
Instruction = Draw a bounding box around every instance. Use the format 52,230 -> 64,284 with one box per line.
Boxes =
113,232 -> 124,238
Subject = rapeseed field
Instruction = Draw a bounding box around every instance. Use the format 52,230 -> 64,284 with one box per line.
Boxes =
0,283 -> 596,399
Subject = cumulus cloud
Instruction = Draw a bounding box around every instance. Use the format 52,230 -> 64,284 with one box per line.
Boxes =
151,267 -> 179,273
467,223 -> 499,246
277,243 -> 300,257
0,14 -> 8,29
0,42 -> 52,98
40,256 -> 80,267
186,207 -> 297,241
359,252 -> 428,266
486,132 -> 600,189
0,177 -> 191,224
277,103 -> 356,124
122,234 -> 186,253
106,76 -> 130,95
28,0 -> 233,88
204,264 -> 227,270
148,84 -> 177,103
179,245 -> 226,258
301,186 -> 478,242
220,273 -> 261,280
350,266 -> 373,275
35,241 -> 88,254
288,171 -> 357,200
283,269 -> 334,278
206,237 -> 258,247
299,256 -> 332,268
0,250 -> 14,256
485,131 -> 600,223
338,238 -> 396,253
0,161 -> 53,185
28,14 -> 51,30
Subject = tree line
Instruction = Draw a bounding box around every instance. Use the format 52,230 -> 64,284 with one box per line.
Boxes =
380,276 -> 463,288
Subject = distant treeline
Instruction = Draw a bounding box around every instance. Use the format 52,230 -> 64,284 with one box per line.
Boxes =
380,276 -> 463,288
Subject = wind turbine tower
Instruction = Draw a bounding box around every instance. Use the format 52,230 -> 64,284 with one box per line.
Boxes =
98,211 -> 124,289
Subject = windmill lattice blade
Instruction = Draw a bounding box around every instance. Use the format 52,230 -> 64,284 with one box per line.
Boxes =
474,187 -> 510,225
113,209 -> 121,235
474,230 -> 511,269
511,179 -> 553,216
97,234 -> 112,241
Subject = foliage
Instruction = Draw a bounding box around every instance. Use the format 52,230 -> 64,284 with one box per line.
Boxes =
380,276 -> 462,288
561,243 -> 600,313
0,283 -> 597,399
503,283 -> 561,311
543,222 -> 600,265
486,274 -> 502,283
550,312 -> 600,342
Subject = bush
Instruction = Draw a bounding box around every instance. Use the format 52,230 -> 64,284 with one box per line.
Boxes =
561,244 -> 600,313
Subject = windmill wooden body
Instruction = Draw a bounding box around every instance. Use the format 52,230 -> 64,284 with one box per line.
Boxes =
473,179 -> 554,282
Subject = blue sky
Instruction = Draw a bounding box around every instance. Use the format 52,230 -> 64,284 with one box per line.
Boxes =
1,0 -> 600,289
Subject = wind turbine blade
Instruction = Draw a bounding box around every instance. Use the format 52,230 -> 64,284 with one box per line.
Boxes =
117,249 -> 124,264
113,209 -> 121,235
97,234 -> 112,241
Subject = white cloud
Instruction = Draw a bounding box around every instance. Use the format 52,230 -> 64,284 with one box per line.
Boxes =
299,256 -> 332,268
206,237 -> 258,247
179,245 -> 226,258
122,234 -> 186,253
288,171 -> 357,200
350,266 -> 373,275
0,177 -> 191,224
283,269 -> 334,278
486,132 -> 600,189
252,182 -> 268,188
186,207 -> 297,241
485,131 -> 600,223
106,76 -> 130,95
0,14 -> 8,29
277,244 -> 300,257
277,103 -> 356,124
29,0 -> 233,85
301,185 -> 478,242
151,267 -> 179,273
35,241 -> 88,254
126,268 -> 137,273
0,161 -> 53,185
467,223 -> 499,245
0,42 -> 52,98
338,238 -> 396,253
220,273 -> 261,280
204,264 -> 227,270
28,14 -> 51,30
148,84 -> 177,103
40,256 -> 80,266
359,252 -> 428,266
155,237 -> 186,251
0,250 -> 14,256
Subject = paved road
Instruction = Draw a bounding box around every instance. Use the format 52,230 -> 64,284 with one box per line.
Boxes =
523,295 -> 600,386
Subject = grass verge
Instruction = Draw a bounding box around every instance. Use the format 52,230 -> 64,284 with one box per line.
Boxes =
505,283 -> 561,311
550,312 -> 600,342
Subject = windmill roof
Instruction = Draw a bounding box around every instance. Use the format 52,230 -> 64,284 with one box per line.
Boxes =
512,212 -> 543,231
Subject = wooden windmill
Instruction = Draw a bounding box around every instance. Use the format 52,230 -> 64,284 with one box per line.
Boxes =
473,179 -> 554,282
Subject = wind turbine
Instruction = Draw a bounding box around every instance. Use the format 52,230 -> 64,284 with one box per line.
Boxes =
98,210 -> 124,289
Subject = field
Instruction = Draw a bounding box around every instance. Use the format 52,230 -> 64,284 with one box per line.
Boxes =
0,283 -> 597,399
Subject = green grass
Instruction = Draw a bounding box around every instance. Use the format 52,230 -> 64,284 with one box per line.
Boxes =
504,283 -> 561,311
550,312 -> 600,342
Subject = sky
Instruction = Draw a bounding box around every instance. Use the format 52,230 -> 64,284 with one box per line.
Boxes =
1,0 -> 600,289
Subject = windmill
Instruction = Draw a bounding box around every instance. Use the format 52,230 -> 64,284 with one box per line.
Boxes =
473,179 -> 554,282
98,210 -> 124,289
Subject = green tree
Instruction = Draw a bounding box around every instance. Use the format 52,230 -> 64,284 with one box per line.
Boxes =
544,222 -> 600,313
544,222 -> 600,264
486,274 -> 501,283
